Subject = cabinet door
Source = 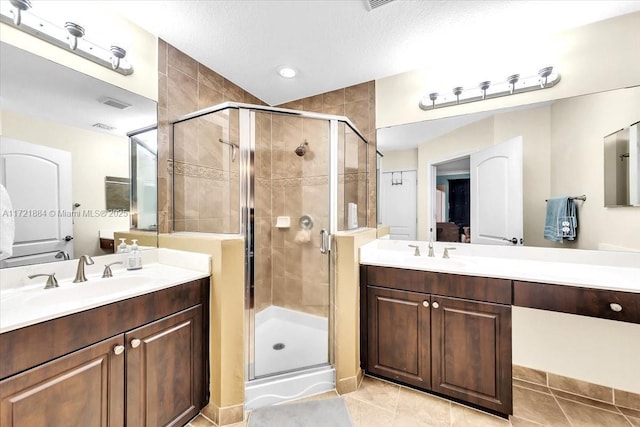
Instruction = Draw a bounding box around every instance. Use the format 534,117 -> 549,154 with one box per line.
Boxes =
367,286 -> 430,389
126,305 -> 203,427
431,296 -> 512,415
0,335 -> 125,427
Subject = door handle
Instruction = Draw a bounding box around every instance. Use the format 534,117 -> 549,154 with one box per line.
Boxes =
63,235 -> 74,241
320,229 -> 330,254
502,237 -> 518,245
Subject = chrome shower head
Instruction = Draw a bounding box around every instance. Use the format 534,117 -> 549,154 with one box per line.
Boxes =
295,140 -> 309,157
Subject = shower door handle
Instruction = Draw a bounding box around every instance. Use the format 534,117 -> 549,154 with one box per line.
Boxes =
320,229 -> 330,254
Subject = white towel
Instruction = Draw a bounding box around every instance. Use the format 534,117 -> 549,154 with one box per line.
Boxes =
294,229 -> 311,243
0,184 -> 15,260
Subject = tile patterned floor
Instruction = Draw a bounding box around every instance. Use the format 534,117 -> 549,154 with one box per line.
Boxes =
187,376 -> 640,427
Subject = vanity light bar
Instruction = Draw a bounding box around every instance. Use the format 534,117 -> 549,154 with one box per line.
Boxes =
0,2 -> 134,76
418,67 -> 560,111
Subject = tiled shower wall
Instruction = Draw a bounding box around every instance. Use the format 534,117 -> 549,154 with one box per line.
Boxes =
157,40 -> 377,316
278,83 -> 377,229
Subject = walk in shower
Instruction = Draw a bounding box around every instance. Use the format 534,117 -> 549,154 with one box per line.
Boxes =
171,103 -> 368,409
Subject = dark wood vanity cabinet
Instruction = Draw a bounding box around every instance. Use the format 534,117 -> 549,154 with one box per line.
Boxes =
126,305 -> 203,427
362,266 -> 512,416
0,335 -> 125,427
0,278 -> 209,427
367,287 -> 431,389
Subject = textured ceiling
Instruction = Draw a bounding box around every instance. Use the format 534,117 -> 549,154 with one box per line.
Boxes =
104,0 -> 640,106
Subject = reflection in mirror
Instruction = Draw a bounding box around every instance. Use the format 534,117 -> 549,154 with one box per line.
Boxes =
0,42 -> 157,267
604,122 -> 640,207
377,86 -> 640,252
129,126 -> 158,231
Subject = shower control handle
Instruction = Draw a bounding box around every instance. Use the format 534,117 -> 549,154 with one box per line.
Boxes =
320,229 -> 330,254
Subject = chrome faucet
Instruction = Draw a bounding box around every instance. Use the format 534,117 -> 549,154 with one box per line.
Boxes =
428,228 -> 435,257
102,261 -> 123,278
73,255 -> 95,283
28,273 -> 59,289
55,250 -> 70,260
443,247 -> 456,259
408,244 -> 421,256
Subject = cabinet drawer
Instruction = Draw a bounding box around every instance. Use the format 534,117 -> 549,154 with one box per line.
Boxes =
514,281 -> 640,324
363,266 -> 512,304
365,266 -> 437,293
435,274 -> 511,304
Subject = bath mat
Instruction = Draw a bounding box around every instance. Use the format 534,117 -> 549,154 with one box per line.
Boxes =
248,396 -> 353,427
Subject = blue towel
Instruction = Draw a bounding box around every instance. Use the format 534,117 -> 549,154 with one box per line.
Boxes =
544,197 -> 578,242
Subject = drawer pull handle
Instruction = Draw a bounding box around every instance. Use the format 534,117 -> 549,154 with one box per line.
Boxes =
432,302 -> 440,309
422,301 -> 429,308
131,338 -> 141,348
113,345 -> 125,355
609,303 -> 623,312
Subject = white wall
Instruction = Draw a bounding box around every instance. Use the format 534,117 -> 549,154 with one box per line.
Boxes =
1,110 -> 129,257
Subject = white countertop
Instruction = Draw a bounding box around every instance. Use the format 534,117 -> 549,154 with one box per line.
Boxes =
0,249 -> 211,334
360,240 -> 640,294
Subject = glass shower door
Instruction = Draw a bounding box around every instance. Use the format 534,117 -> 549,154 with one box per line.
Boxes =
248,111 -> 333,379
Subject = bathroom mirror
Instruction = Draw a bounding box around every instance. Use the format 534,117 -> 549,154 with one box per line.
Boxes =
377,85 -> 640,252
604,122 -> 640,207
0,41 -> 158,267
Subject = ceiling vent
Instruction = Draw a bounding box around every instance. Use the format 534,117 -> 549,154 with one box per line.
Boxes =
366,0 -> 395,11
92,123 -> 116,131
97,96 -> 131,110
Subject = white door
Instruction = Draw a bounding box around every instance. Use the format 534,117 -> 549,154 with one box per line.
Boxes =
379,170 -> 417,240
470,136 -> 523,245
0,137 -> 74,266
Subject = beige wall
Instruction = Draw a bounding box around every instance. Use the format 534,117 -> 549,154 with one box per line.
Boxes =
380,148 -> 418,172
158,233 -> 245,425
513,307 -> 640,393
0,4 -> 158,101
376,12 -> 640,128
1,110 -> 129,257
550,88 -> 640,251
334,229 -> 377,394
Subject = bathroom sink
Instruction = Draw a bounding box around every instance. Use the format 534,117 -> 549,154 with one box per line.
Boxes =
21,275 -> 153,305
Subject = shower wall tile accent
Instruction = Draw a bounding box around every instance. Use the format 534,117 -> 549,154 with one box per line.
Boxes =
157,38 -> 266,234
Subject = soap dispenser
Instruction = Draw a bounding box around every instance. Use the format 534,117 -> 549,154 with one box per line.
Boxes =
127,239 -> 142,270
117,238 -> 128,253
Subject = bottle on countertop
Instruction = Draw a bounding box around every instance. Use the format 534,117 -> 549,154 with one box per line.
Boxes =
117,238 -> 128,253
126,239 -> 142,270
117,238 -> 129,263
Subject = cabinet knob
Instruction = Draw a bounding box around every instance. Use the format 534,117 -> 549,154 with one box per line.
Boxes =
113,345 -> 125,355
422,301 -> 429,308
609,303 -> 623,312
131,338 -> 141,348
432,302 -> 440,309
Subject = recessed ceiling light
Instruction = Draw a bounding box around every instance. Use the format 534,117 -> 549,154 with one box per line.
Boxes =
278,66 -> 297,78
